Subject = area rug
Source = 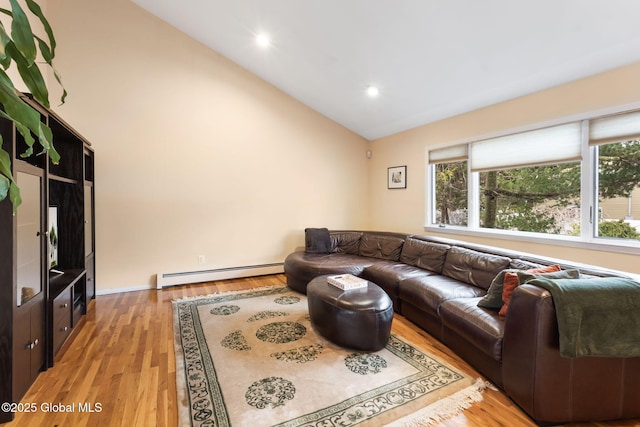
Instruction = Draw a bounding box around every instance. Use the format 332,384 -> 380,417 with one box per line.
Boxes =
173,285 -> 488,426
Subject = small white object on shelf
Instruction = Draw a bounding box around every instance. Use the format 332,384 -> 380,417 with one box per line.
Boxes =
327,274 -> 368,290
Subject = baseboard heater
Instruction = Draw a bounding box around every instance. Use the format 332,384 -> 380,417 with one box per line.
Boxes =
156,262 -> 284,289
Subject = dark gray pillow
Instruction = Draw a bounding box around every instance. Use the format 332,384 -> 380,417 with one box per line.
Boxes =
478,269 -> 520,309
305,228 -> 331,254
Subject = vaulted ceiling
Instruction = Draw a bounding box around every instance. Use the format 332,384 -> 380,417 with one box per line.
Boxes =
131,0 -> 640,140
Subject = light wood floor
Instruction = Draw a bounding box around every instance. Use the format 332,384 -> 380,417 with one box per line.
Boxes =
6,274 -> 639,426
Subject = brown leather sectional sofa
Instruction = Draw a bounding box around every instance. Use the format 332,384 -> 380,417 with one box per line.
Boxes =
284,229 -> 640,425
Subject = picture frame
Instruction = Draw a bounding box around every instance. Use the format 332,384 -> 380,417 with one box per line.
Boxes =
387,166 -> 406,189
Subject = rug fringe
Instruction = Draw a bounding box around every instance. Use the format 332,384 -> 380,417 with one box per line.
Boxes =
387,378 -> 492,427
171,283 -> 288,302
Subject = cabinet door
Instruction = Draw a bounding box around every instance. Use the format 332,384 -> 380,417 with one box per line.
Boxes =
86,254 -> 95,301
16,172 -> 43,306
84,184 -> 93,257
84,183 -> 95,302
13,171 -> 45,402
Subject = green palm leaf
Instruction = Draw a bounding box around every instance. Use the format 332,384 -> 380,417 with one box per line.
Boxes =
0,0 -> 62,210
8,0 -> 36,65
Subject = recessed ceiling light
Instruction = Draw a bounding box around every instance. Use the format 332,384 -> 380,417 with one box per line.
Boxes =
256,33 -> 270,48
366,86 -> 379,97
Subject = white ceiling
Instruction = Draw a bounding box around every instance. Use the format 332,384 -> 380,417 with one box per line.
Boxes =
131,0 -> 640,140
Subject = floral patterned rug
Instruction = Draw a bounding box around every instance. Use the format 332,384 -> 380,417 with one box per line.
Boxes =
173,285 -> 487,426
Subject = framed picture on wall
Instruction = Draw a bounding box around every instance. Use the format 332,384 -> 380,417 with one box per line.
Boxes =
388,166 -> 407,189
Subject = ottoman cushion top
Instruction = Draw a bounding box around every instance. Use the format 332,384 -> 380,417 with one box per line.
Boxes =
308,276 -> 392,313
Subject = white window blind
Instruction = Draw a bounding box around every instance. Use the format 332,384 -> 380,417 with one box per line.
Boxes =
470,122 -> 582,172
428,144 -> 468,164
590,111 -> 640,145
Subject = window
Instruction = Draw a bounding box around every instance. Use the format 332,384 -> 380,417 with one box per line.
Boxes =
434,161 -> 468,226
429,145 -> 468,226
595,140 -> 640,240
590,112 -> 640,241
427,110 -> 640,248
478,162 -> 581,234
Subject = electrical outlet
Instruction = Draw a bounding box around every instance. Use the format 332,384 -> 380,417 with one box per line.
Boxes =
198,255 -> 206,264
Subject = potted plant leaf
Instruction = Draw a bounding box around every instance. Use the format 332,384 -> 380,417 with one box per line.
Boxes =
0,0 -> 66,209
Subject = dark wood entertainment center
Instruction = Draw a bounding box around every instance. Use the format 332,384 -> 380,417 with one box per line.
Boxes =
0,94 -> 95,423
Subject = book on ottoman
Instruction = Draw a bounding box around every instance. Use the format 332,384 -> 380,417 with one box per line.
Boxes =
327,274 -> 368,290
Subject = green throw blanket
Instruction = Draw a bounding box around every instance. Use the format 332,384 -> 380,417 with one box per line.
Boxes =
528,277 -> 640,358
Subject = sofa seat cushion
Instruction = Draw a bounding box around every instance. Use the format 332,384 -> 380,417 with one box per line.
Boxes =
398,275 -> 486,315
360,261 -> 433,300
440,297 -> 505,362
285,252 -> 376,277
284,252 -> 377,293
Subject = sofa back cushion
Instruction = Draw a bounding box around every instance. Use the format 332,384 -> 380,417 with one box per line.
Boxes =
400,238 -> 450,273
442,247 -> 511,289
330,232 -> 362,255
359,233 -> 405,261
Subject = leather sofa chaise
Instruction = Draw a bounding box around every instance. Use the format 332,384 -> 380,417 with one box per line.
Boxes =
284,229 -> 640,425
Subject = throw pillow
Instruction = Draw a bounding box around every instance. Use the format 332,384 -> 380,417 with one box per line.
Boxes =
496,272 -> 520,315
477,269 -> 520,309
304,228 -> 331,254
498,264 -> 561,316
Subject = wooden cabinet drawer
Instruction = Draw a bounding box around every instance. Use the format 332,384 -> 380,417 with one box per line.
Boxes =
52,288 -> 72,355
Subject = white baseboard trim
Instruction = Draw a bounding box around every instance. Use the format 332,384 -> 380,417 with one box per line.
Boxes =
96,285 -> 151,296
156,262 -> 285,289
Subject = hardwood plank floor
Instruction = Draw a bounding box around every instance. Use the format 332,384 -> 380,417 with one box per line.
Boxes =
5,274 -> 639,426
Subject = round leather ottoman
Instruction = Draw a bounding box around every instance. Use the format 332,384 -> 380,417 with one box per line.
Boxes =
307,275 -> 393,351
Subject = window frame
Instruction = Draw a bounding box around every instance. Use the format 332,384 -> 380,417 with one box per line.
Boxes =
425,104 -> 640,255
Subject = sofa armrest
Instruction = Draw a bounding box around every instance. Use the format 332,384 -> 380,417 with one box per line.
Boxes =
503,284 -> 640,424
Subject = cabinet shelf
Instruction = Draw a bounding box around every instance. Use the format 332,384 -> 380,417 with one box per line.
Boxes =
49,174 -> 78,185
49,269 -> 86,299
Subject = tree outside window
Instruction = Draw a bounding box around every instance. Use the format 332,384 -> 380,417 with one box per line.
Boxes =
478,162 -> 581,235
434,161 -> 467,226
430,126 -> 640,243
596,140 -> 640,240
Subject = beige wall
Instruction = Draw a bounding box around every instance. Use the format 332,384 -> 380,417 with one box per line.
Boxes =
369,62 -> 640,274
47,0 -> 370,290
43,0 -> 640,290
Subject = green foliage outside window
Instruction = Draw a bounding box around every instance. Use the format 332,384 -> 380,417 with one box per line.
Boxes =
598,220 -> 640,239
435,161 -> 467,225
434,140 -> 640,240
479,162 -> 581,234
